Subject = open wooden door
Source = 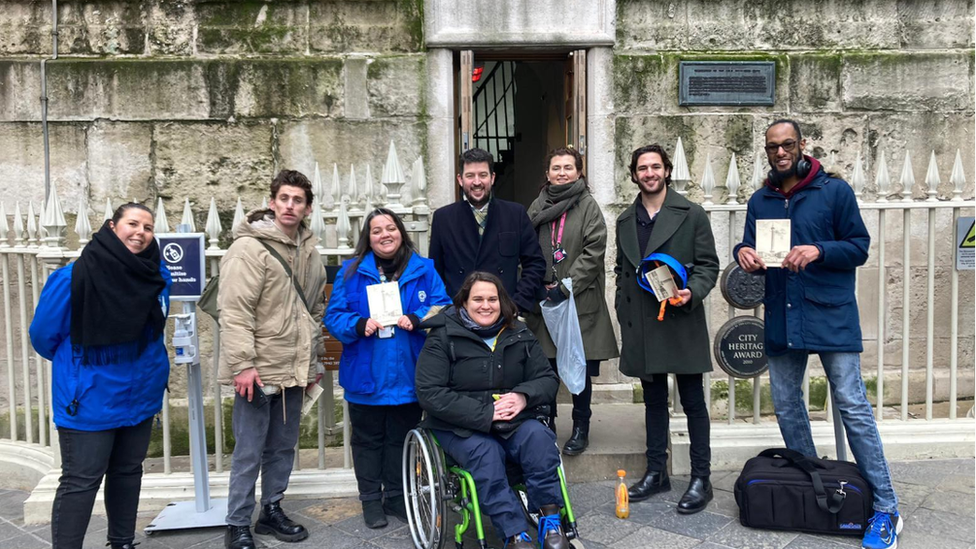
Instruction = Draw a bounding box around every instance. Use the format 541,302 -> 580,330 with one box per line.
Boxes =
459,50 -> 474,155
564,49 -> 587,172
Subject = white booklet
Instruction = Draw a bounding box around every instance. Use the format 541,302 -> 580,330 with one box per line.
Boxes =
301,383 -> 324,417
756,219 -> 791,267
366,281 -> 403,326
644,264 -> 680,302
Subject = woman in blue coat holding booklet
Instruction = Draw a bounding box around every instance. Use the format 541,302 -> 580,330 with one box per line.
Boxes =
30,203 -> 172,549
325,208 -> 450,529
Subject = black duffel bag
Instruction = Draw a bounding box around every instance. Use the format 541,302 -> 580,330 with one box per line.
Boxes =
734,448 -> 873,536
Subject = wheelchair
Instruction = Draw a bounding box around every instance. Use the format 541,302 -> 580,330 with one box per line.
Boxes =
402,427 -> 582,549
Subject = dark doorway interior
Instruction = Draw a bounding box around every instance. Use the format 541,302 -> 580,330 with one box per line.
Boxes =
463,60 -> 567,209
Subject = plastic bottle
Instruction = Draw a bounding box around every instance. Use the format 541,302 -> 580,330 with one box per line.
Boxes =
615,469 -> 630,519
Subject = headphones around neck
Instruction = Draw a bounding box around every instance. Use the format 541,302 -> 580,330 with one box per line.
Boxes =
767,154 -> 811,187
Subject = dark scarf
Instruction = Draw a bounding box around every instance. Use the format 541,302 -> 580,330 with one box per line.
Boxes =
528,177 -> 588,228
457,307 -> 506,339
70,221 -> 167,365
529,178 -> 589,282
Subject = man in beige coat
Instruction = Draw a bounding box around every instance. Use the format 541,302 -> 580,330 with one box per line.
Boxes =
218,170 -> 327,549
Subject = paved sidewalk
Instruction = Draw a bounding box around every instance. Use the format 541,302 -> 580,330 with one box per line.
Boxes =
0,458 -> 972,549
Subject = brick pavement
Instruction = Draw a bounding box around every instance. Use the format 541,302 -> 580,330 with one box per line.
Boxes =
0,458 -> 972,548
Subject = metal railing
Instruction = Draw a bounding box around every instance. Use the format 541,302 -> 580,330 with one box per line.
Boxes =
0,139 -> 972,481
472,61 -> 517,162
0,141 -> 430,475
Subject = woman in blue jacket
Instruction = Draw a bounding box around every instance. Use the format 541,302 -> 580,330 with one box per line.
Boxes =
325,208 -> 450,529
30,203 -> 172,549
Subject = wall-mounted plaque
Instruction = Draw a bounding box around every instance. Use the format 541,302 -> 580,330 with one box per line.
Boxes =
679,61 -> 775,106
713,316 -> 767,378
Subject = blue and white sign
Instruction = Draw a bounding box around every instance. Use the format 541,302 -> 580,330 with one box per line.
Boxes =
156,233 -> 206,301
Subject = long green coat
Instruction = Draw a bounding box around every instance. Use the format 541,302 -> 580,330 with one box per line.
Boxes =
525,190 -> 620,361
615,189 -> 719,378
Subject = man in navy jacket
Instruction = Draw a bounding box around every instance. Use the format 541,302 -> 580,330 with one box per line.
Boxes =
429,148 -> 546,313
735,119 -> 902,549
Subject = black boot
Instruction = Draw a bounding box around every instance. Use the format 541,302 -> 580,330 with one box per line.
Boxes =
383,495 -> 408,521
363,500 -> 388,529
538,504 -> 570,549
225,525 -> 256,549
677,476 -> 713,514
255,500 -> 309,542
108,543 -> 138,549
562,422 -> 589,456
628,469 -> 671,502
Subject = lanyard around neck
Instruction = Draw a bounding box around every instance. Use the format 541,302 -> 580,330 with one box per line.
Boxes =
489,326 -> 506,352
550,212 -> 567,248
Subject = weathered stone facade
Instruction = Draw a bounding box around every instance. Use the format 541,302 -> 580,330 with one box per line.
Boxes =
0,0 -> 426,224
0,0 -> 972,401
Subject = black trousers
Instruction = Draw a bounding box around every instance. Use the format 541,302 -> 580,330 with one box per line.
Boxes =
547,358 -> 601,427
52,417 -> 154,549
347,401 -> 423,501
641,374 -> 711,478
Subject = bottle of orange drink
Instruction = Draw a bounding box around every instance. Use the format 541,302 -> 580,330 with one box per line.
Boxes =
615,469 -> 630,519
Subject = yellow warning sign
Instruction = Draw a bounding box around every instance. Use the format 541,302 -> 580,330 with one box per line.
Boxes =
962,221 -> 975,248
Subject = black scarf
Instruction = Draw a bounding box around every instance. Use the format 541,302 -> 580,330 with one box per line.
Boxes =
71,221 -> 167,365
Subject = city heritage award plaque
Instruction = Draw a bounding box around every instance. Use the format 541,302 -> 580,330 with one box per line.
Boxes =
713,316 -> 767,378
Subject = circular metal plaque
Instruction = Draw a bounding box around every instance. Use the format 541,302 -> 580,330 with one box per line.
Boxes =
713,316 -> 768,378
720,263 -> 765,310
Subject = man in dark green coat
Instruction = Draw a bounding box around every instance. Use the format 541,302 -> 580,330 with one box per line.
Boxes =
614,144 -> 719,514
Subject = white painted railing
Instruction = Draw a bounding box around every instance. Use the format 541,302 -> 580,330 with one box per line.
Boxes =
0,141 -> 431,476
0,139 -> 972,480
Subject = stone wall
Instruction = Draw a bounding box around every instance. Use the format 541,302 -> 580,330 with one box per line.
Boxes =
613,0 -> 975,203
0,0 -> 427,222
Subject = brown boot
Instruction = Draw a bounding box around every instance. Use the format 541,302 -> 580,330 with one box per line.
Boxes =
538,504 -> 570,549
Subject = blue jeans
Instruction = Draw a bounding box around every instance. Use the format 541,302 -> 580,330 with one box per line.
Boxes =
768,351 -> 898,513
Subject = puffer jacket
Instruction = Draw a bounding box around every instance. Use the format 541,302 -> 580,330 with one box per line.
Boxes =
324,251 -> 451,406
30,263 -> 172,431
415,307 -> 557,438
734,163 -> 870,356
217,209 -> 328,386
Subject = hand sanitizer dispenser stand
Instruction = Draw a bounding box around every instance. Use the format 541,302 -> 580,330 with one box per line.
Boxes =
146,228 -> 228,532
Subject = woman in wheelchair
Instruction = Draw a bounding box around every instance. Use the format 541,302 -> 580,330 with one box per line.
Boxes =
415,272 -> 571,549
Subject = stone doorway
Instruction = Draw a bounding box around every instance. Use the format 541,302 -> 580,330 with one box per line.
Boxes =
455,50 -> 587,210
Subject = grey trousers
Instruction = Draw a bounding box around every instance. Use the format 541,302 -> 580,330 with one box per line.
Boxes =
225,386 -> 303,526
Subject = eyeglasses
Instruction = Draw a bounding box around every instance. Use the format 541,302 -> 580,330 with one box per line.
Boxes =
764,140 -> 798,155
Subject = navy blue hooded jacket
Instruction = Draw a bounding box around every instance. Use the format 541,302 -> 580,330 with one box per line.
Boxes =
734,165 -> 870,356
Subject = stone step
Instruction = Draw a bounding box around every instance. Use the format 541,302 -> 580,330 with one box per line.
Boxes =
552,403 -> 648,483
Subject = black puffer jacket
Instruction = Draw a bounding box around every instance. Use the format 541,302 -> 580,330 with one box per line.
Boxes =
415,307 -> 558,438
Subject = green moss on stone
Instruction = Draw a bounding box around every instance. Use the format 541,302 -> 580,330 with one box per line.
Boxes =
398,0 -> 425,50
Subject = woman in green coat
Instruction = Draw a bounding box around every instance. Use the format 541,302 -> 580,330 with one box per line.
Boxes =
525,147 -> 619,456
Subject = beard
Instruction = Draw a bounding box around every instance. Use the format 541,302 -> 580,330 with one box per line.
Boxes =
464,188 -> 490,208
768,154 -> 799,188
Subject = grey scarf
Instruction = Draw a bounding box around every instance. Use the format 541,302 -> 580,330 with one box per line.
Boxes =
529,178 -> 588,282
